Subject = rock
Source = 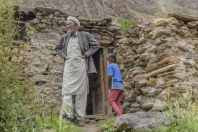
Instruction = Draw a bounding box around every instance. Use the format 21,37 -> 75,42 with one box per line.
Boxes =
98,39 -> 113,45
168,17 -> 181,26
147,64 -> 177,77
151,28 -> 172,39
136,95 -> 146,103
134,87 -> 143,95
153,18 -> 170,27
141,87 -> 162,97
125,90 -> 138,101
128,26 -> 142,37
133,74 -> 147,81
153,17 -> 179,27
190,28 -> 198,36
51,26 -> 64,34
136,46 -> 147,54
148,56 -> 179,72
132,67 -> 145,76
38,23 -> 47,29
116,112 -> 171,131
145,32 -> 154,39
168,12 -> 198,22
134,79 -> 147,89
33,19 -> 40,24
128,108 -> 142,113
123,82 -> 130,89
187,21 -> 198,28
141,100 -> 154,110
54,11 -> 60,16
49,14 -> 54,20
147,78 -> 157,87
118,38 -> 131,44
41,19 -> 47,24
107,25 -> 120,32
151,100 -> 167,111
159,88 -> 180,99
130,103 -> 141,108
122,102 -> 131,110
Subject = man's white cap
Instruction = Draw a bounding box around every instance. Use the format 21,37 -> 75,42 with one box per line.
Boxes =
67,16 -> 80,27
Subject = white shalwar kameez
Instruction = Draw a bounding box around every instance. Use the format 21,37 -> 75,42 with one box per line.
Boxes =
61,36 -> 88,119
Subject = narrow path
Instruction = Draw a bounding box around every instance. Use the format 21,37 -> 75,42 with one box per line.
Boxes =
83,123 -> 99,132
81,114 -> 114,132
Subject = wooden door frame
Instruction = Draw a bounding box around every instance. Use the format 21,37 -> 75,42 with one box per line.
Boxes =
99,46 -> 112,115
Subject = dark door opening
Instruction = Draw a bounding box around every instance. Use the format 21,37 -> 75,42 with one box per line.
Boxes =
86,48 -> 108,115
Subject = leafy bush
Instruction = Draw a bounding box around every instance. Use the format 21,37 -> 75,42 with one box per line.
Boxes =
0,0 -> 34,131
163,103 -> 198,132
99,119 -> 117,132
115,17 -> 134,34
34,114 -> 83,132
159,87 -> 198,132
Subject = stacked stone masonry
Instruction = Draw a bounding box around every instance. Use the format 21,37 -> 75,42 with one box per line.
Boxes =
18,7 -> 198,114
115,13 -> 198,113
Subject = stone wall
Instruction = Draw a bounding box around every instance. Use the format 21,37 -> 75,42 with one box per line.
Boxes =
115,13 -> 198,113
22,7 -> 121,114
19,7 -> 198,114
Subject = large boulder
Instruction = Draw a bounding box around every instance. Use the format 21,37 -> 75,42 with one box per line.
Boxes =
116,112 -> 171,132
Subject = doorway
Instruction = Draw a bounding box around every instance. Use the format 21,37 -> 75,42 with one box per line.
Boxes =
86,47 -> 110,115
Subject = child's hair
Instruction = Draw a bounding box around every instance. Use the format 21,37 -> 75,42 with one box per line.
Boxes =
107,54 -> 116,63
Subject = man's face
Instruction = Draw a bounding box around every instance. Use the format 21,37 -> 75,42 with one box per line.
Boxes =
66,20 -> 76,34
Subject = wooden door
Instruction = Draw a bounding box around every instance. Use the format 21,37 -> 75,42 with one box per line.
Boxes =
87,47 -> 111,115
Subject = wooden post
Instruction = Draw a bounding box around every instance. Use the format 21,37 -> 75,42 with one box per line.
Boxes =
103,47 -> 112,115
99,48 -> 106,114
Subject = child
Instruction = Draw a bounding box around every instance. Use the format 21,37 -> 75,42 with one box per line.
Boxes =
107,54 -> 124,116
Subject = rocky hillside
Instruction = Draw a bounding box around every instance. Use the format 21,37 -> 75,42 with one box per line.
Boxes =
15,0 -> 198,23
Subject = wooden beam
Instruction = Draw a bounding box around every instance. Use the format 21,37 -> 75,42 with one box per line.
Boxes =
103,47 -> 113,115
99,48 -> 106,114
85,114 -> 114,120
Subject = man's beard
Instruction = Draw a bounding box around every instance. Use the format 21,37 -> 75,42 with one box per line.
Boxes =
67,29 -> 77,36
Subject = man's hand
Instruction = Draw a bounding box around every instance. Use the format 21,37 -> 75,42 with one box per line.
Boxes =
81,54 -> 86,59
57,50 -> 66,59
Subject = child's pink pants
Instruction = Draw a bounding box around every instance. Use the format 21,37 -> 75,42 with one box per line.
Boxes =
109,89 -> 124,116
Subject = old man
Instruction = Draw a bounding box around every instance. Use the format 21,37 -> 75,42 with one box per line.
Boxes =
55,16 -> 100,124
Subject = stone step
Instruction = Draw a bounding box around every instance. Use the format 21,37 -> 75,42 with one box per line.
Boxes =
85,114 -> 114,120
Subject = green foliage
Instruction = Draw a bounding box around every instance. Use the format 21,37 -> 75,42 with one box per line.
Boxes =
163,104 -> 198,132
34,114 -> 83,132
0,0 -> 34,131
159,88 -> 198,132
115,17 -> 134,34
99,119 -> 117,132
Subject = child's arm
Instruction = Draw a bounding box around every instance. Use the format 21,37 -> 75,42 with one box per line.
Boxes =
107,64 -> 113,89
107,75 -> 112,89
